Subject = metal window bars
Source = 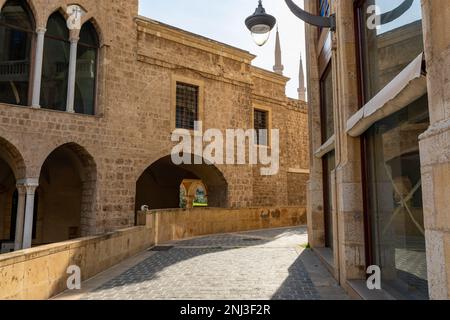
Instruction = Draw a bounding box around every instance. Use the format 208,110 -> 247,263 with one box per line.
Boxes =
176,82 -> 199,130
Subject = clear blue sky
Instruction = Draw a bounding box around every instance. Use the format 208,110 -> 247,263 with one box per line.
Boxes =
138,0 -> 306,99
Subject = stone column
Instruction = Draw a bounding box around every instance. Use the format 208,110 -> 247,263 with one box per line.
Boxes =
304,0 -> 326,249
22,182 -> 39,250
13,185 -> 27,251
31,28 -> 46,108
332,0 -> 367,285
66,35 -> 79,113
419,0 -> 450,300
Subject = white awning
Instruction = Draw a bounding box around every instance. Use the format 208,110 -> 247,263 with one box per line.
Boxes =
346,53 -> 427,137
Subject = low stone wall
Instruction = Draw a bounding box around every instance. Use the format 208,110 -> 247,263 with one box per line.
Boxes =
139,207 -> 307,244
0,226 -> 154,300
0,207 -> 305,300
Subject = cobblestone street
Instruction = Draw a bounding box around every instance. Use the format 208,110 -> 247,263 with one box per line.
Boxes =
55,227 -> 349,300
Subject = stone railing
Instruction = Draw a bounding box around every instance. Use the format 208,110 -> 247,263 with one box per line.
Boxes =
0,206 -> 305,300
0,226 -> 154,300
0,60 -> 30,82
137,207 -> 307,244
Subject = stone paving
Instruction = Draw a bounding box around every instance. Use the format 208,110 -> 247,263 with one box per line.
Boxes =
55,227 -> 350,300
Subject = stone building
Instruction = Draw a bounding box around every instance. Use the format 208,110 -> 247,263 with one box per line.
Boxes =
304,0 -> 450,300
0,0 -> 309,252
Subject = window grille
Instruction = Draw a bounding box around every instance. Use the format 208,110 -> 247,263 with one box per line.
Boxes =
254,109 -> 269,146
176,82 -> 199,130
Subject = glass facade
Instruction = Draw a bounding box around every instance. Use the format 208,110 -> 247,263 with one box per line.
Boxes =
0,0 -> 34,106
358,0 -> 429,299
358,0 -> 424,100
365,96 -> 429,299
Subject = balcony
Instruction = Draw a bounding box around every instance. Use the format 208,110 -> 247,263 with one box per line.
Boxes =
0,60 -> 30,82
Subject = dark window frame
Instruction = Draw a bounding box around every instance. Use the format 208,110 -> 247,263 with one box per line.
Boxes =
353,0 -> 374,270
175,82 -> 200,130
319,61 -> 335,250
354,0 -> 428,273
75,20 -> 99,115
319,62 -> 333,144
0,0 -> 36,106
253,108 -> 270,146
40,11 -> 71,111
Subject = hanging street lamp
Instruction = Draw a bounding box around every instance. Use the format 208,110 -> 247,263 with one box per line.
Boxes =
245,0 -> 335,47
245,0 -> 277,46
245,0 -> 416,47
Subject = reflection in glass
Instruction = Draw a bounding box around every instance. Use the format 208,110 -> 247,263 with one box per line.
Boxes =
366,95 -> 429,300
41,12 -> 70,111
75,21 -> 98,115
359,0 -> 423,100
0,0 -> 34,106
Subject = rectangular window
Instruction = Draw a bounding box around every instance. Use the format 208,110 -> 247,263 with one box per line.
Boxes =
320,63 -> 334,144
323,150 -> 335,250
320,61 -> 335,251
176,82 -> 199,130
357,0 -> 424,101
254,109 -> 269,146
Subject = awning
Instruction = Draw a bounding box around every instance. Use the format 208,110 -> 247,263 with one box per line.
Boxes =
346,53 -> 427,137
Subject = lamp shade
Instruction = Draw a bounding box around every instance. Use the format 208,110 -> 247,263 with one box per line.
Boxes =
245,1 -> 276,46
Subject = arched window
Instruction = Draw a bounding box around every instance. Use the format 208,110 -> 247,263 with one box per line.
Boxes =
40,12 -> 69,111
0,0 -> 34,106
75,21 -> 98,115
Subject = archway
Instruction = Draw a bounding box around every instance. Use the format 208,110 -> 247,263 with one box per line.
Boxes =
36,143 -> 96,244
135,155 -> 228,212
0,137 -> 25,253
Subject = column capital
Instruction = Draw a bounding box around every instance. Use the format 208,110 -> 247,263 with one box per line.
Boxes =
36,27 -> 47,34
16,178 -> 39,194
16,184 -> 27,195
16,178 -> 39,186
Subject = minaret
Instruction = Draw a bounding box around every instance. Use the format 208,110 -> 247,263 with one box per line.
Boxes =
273,26 -> 284,75
298,53 -> 306,101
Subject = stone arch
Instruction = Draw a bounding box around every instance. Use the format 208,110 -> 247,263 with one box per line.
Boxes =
36,142 -> 97,243
0,0 -> 36,27
81,16 -> 104,47
135,154 -> 228,212
0,137 -> 26,181
0,137 -> 26,244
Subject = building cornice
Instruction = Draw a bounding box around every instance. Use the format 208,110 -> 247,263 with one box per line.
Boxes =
135,16 -> 256,64
250,65 -> 290,86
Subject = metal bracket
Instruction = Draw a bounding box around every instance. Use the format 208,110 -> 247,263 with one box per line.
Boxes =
285,0 -> 336,31
285,0 -> 415,33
